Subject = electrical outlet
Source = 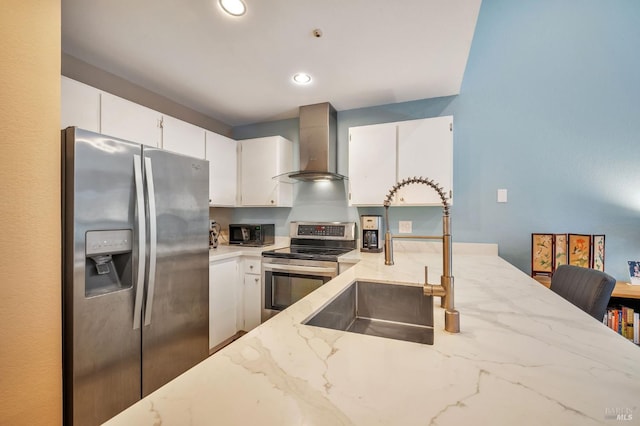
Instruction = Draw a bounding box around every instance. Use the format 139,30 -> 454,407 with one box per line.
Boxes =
399,221 -> 412,233
497,189 -> 508,203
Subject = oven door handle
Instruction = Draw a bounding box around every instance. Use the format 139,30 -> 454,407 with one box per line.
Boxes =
263,263 -> 337,274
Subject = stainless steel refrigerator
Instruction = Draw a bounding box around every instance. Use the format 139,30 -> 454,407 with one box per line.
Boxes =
62,127 -> 209,425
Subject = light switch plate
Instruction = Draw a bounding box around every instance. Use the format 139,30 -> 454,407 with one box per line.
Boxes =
497,189 -> 508,203
399,221 -> 412,233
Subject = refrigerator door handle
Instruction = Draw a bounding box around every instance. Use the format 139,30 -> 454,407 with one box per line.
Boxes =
133,155 -> 146,330
143,156 -> 158,326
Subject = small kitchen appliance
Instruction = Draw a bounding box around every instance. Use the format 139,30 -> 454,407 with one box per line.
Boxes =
209,220 -> 221,248
360,215 -> 383,253
229,223 -> 275,246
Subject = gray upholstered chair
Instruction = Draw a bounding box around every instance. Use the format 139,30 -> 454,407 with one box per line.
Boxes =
550,264 -> 616,320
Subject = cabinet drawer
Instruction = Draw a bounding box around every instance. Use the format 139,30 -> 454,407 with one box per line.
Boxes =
244,258 -> 261,275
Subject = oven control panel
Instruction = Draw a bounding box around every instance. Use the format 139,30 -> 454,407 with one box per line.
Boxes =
290,222 -> 356,240
297,224 -> 344,237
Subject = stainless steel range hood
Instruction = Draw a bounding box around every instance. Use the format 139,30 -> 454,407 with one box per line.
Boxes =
285,102 -> 346,182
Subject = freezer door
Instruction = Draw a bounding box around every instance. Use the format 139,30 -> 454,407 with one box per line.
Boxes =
62,128 -> 143,425
141,147 -> 209,396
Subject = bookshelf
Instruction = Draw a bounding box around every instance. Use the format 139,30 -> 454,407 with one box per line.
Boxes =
532,276 -> 640,344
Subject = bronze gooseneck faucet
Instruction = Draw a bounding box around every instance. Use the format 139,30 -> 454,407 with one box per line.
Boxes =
383,177 -> 460,333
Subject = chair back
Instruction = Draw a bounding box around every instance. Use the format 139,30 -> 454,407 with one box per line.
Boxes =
550,264 -> 616,320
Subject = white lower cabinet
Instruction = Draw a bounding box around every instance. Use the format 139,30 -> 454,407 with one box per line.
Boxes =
241,257 -> 262,332
209,255 -> 262,351
209,257 -> 239,351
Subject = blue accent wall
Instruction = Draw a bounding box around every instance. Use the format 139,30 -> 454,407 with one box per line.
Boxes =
231,0 -> 640,281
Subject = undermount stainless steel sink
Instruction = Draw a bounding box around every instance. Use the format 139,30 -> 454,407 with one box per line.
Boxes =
303,280 -> 434,345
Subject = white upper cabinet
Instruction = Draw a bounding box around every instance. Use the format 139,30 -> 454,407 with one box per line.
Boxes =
101,92 -> 162,147
348,116 -> 453,206
61,76 -> 101,132
238,136 -> 293,207
161,115 -> 206,159
347,123 -> 397,206
396,116 -> 453,205
205,131 -> 237,206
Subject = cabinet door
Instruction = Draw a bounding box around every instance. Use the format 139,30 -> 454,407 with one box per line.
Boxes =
239,137 -> 292,207
209,259 -> 239,350
61,76 -> 101,132
205,131 -> 237,206
101,92 -> 162,147
236,271 -> 245,333
243,273 -> 261,332
348,123 -> 397,206
397,116 -> 453,205
162,115 -> 206,159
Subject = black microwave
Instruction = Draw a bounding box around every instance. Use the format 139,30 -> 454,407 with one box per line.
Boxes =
228,224 -> 275,246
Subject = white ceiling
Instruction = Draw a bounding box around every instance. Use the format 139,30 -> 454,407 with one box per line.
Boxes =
62,0 -> 481,127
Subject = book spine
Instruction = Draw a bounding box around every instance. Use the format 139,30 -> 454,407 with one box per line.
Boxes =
618,308 -> 623,335
609,309 -> 614,330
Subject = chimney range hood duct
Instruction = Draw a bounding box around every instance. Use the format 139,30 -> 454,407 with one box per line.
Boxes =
285,102 -> 346,182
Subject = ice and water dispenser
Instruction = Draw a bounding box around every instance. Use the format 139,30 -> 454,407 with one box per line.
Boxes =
85,229 -> 133,297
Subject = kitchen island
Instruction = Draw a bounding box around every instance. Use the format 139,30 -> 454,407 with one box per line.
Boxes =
106,242 -> 640,425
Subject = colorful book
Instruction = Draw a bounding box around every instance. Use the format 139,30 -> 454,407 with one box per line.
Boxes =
626,307 -> 635,340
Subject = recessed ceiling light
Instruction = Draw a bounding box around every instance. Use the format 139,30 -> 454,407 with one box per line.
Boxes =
219,0 -> 246,16
293,73 -> 312,85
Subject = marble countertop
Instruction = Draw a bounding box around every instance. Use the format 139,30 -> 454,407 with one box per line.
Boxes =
108,242 -> 640,425
209,237 -> 290,261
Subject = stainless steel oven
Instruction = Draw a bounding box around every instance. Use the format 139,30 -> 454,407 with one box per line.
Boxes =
261,222 -> 356,321
263,258 -> 337,316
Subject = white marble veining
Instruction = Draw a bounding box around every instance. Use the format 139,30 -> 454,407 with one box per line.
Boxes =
107,242 -> 640,425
